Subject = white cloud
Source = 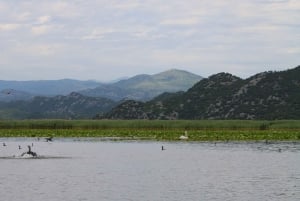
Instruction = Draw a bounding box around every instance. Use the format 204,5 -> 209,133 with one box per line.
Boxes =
0,0 -> 299,80
0,23 -> 20,31
160,17 -> 199,26
37,15 -> 51,24
111,1 -> 141,10
285,47 -> 300,54
16,12 -> 31,22
82,28 -> 118,40
31,25 -> 52,35
11,41 -> 65,57
0,1 -> 6,11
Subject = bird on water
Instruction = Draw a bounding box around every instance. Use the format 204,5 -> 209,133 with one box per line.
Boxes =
21,145 -> 37,157
179,130 -> 188,140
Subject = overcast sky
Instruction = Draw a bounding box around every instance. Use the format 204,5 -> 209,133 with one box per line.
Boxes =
0,0 -> 299,81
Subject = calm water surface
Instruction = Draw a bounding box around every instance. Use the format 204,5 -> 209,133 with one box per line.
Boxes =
0,138 -> 299,201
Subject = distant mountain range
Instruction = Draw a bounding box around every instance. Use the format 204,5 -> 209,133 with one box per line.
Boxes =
0,79 -> 100,97
0,69 -> 202,102
0,69 -> 202,119
0,89 -> 35,102
2,66 -> 299,120
102,66 -> 300,120
79,69 -> 202,101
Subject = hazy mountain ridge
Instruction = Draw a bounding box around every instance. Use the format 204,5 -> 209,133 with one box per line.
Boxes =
79,69 -> 202,101
0,69 -> 202,102
0,79 -> 101,96
2,66 -> 299,120
0,69 -> 202,119
0,89 -> 35,102
113,69 -> 201,90
102,66 -> 300,120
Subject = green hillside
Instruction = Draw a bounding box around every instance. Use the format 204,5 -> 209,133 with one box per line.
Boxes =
103,66 -> 300,120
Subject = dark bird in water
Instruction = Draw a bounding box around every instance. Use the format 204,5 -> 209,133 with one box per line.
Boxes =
21,145 -> 37,157
3,142 -> 6,147
161,145 -> 165,151
18,145 -> 22,150
45,137 -> 53,142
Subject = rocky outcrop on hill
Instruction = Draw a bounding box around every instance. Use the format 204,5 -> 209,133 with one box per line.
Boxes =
101,66 -> 300,120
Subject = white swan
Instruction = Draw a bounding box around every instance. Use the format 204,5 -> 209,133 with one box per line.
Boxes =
179,131 -> 188,140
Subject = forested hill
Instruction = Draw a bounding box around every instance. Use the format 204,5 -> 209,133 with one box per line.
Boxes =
0,92 -> 116,119
0,69 -> 202,119
102,66 -> 300,120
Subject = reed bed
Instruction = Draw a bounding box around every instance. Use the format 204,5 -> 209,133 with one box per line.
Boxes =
1,119 -> 300,130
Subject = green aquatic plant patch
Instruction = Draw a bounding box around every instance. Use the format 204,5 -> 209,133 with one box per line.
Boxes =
1,120 -> 300,141
0,128 -> 299,141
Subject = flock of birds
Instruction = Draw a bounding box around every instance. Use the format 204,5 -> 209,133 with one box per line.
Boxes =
1,137 -> 53,158
2,131 -> 187,155
2,131 -> 189,156
2,131 -> 285,156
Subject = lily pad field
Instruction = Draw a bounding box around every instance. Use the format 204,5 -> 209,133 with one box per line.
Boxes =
0,120 -> 300,141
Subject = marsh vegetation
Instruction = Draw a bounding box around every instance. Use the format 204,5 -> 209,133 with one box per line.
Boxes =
0,120 -> 299,141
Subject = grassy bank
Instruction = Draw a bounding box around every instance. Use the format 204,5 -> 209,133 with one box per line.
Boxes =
0,120 -> 300,141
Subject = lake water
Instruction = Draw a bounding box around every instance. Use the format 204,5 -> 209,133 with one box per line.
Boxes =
0,138 -> 300,201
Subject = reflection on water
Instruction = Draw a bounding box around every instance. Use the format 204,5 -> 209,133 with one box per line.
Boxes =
0,138 -> 300,201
